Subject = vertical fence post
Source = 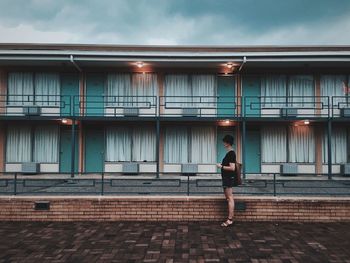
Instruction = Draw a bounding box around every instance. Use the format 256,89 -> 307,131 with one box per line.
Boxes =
187,173 -> 190,196
70,119 -> 76,178
242,120 -> 246,180
327,119 -> 332,180
101,172 -> 104,196
13,173 -> 17,196
156,117 -> 160,179
273,173 -> 276,197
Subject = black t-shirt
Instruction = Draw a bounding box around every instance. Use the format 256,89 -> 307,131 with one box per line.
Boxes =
221,150 -> 236,177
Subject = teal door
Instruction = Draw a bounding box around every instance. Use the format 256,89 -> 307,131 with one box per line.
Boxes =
242,76 -> 261,117
217,127 -> 235,163
85,127 -> 104,173
61,73 -> 80,116
217,76 -> 235,117
244,129 -> 261,173
59,127 -> 79,173
86,74 -> 105,116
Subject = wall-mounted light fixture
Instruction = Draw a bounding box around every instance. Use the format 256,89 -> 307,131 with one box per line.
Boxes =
61,118 -> 68,124
304,120 -> 310,125
136,62 -> 144,68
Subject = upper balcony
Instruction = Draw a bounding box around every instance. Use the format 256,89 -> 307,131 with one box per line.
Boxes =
159,96 -> 239,119
243,96 -> 332,119
0,94 -> 72,118
1,94 -> 349,120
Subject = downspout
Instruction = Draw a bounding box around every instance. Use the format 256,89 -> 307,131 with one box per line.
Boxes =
70,55 -> 82,72
239,56 -> 247,71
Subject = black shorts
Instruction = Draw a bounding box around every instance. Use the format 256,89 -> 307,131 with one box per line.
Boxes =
221,174 -> 237,188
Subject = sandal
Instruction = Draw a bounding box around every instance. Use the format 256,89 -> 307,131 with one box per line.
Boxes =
221,218 -> 233,227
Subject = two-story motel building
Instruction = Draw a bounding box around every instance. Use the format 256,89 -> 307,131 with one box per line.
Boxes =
0,44 -> 349,178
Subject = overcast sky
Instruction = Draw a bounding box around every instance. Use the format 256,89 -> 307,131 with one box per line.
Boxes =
0,0 -> 349,45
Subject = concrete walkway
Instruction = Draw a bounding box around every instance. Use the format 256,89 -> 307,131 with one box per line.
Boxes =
0,221 -> 349,262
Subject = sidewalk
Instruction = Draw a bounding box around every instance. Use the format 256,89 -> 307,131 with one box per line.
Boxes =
0,221 -> 349,262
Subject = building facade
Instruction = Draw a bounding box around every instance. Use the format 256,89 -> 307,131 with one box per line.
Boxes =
0,44 -> 349,177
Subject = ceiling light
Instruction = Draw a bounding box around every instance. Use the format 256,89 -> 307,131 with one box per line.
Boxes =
136,62 -> 144,68
304,120 -> 310,125
61,119 -> 68,124
226,63 -> 233,69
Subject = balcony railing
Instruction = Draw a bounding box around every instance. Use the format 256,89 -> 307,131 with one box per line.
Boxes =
73,95 -> 158,117
1,95 -> 349,119
331,96 -> 350,118
243,96 -> 331,118
0,95 -> 72,117
159,96 -> 239,118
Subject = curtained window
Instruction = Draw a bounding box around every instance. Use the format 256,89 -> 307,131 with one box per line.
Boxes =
6,125 -> 59,163
164,126 -> 216,164
105,126 -> 156,162
320,75 -> 347,107
164,74 -> 216,108
261,75 -> 287,108
261,126 -> 287,163
288,126 -> 315,163
106,73 -> 157,107
288,75 -> 314,107
7,72 -> 60,106
322,127 -> 347,164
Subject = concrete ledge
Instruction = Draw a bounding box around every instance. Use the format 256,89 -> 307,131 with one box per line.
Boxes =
0,195 -> 349,222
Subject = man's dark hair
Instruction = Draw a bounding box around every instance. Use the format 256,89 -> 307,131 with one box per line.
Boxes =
222,135 -> 234,146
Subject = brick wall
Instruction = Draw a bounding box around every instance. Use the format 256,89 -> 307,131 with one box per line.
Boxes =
0,196 -> 349,222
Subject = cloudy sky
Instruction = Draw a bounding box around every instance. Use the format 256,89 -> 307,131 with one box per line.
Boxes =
0,0 -> 349,45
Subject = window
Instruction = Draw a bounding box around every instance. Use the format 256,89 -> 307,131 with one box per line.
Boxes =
6,125 -> 59,163
164,126 -> 216,163
7,72 -> 60,106
105,126 -> 156,162
322,127 -> 347,164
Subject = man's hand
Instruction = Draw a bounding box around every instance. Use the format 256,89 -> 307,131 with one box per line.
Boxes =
216,163 -> 222,169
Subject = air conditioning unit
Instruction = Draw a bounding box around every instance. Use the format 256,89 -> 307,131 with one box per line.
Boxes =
122,163 -> 139,175
340,164 -> 350,177
182,108 -> 199,117
181,163 -> 198,175
280,108 -> 298,117
280,163 -> 298,176
340,108 -> 350,118
124,108 -> 139,117
23,106 -> 41,116
21,162 -> 40,174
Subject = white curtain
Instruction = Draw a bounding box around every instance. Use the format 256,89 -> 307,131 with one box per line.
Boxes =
190,126 -> 216,163
132,73 -> 158,106
261,75 -> 287,108
261,126 -> 287,162
288,126 -> 315,163
132,126 -> 156,162
288,75 -> 314,107
164,75 -> 191,107
35,73 -> 60,106
6,125 -> 31,162
105,127 -> 132,161
164,127 -> 189,163
106,74 -> 132,106
191,75 -> 216,107
322,127 -> 347,164
34,125 -> 59,163
7,73 -> 34,106
320,75 -> 347,107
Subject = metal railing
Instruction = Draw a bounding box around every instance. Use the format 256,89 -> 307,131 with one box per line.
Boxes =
331,96 -> 350,117
73,95 -> 158,117
0,172 -> 349,197
0,95 -> 72,117
0,95 -> 349,119
159,96 -> 239,117
243,96 -> 331,118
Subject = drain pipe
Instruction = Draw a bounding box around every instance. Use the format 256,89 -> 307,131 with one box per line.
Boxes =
239,56 -> 247,71
70,55 -> 82,72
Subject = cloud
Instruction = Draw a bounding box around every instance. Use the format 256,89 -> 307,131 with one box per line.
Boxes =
0,0 -> 349,45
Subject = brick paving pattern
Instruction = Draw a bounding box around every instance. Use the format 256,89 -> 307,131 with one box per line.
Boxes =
0,221 -> 349,263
